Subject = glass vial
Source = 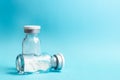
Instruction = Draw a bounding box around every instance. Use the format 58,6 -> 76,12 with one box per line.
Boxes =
22,25 -> 41,56
16,53 -> 65,74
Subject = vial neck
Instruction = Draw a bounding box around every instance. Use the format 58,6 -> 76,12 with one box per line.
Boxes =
51,56 -> 58,69
25,33 -> 38,38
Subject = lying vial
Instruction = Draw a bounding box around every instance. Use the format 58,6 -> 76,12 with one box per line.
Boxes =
16,53 -> 65,74
22,25 -> 41,56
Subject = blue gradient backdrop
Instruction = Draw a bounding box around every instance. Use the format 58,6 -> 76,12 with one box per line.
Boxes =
0,0 -> 120,80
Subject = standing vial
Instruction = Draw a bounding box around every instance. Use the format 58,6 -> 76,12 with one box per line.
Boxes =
22,25 -> 41,56
16,53 -> 65,74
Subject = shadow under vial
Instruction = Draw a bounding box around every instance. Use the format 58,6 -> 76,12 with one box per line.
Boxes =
6,67 -> 61,75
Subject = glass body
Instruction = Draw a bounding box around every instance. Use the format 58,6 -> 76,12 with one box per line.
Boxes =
22,33 -> 41,56
16,54 -> 56,74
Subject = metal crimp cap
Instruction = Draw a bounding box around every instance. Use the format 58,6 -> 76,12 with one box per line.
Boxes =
54,53 -> 65,70
24,25 -> 41,33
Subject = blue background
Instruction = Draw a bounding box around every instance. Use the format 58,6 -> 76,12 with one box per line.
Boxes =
0,0 -> 120,80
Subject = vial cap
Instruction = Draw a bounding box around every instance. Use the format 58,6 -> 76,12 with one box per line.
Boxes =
54,53 -> 65,70
24,25 -> 41,33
